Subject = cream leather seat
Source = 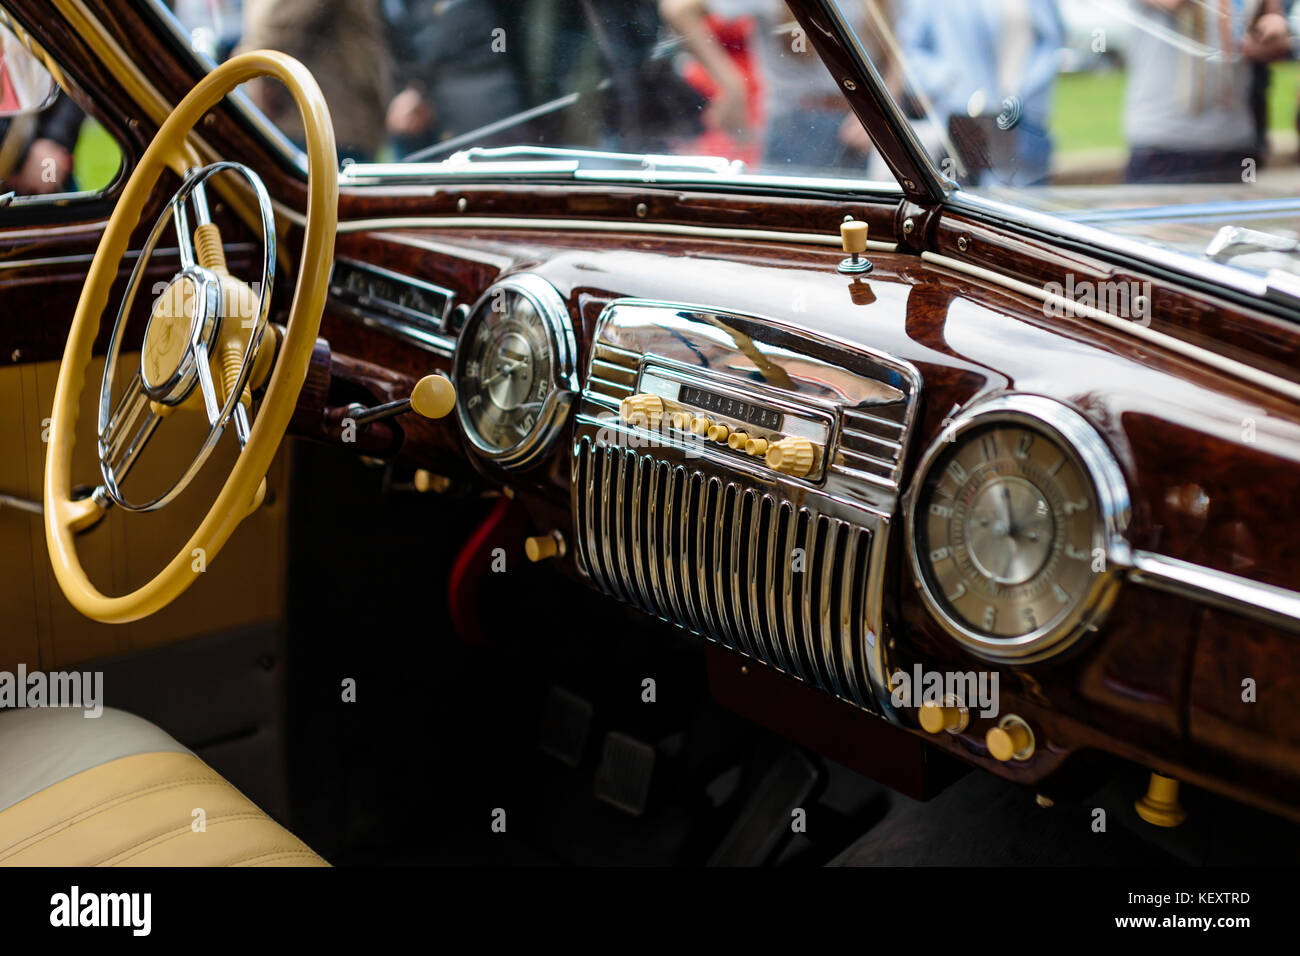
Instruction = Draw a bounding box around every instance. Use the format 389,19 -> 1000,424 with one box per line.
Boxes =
0,707 -> 325,866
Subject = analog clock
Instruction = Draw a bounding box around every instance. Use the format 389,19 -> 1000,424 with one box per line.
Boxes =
908,396 -> 1130,662
453,274 -> 577,469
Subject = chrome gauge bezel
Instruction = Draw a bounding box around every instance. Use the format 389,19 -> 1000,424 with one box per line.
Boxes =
904,394 -> 1132,663
452,273 -> 578,470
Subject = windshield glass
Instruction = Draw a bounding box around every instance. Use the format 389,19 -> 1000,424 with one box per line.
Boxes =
835,0 -> 1300,279
157,0 -> 900,190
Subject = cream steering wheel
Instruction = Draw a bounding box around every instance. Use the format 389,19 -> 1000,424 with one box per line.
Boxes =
44,52 -> 337,623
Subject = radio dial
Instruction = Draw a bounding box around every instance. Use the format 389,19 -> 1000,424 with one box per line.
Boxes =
766,437 -> 815,478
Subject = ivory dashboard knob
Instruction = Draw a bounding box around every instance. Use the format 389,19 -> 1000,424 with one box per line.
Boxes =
410,374 -> 456,419
619,393 -> 663,428
765,437 -> 815,477
727,431 -> 749,450
707,422 -> 731,442
745,437 -> 769,457
919,701 -> 967,735
986,716 -> 1035,762
524,531 -> 566,562
691,415 -> 713,436
838,218 -> 873,275
841,218 -> 869,254
1135,773 -> 1187,828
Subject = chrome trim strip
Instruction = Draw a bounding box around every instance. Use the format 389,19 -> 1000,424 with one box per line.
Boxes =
330,301 -> 456,357
730,489 -> 755,658
660,465 -> 685,626
582,443 -> 609,593
840,527 -> 867,707
712,482 -> 736,649
820,519 -> 845,698
921,250 -> 1300,404
780,507 -> 807,683
1129,551 -> 1300,634
601,447 -> 629,606
644,460 -> 665,619
621,451 -> 650,614
800,513 -> 822,688
697,477 -> 724,642
763,500 -> 791,674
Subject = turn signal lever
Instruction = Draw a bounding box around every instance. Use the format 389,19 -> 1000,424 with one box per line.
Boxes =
344,374 -> 457,427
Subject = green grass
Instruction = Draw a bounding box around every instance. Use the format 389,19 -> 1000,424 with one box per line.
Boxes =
71,119 -> 121,193
1051,62 -> 1300,156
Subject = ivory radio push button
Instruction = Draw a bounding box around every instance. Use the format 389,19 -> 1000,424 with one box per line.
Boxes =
727,431 -> 749,450
707,422 -> 731,443
745,437 -> 769,457
691,416 -> 713,436
668,410 -> 693,431
765,437 -> 815,477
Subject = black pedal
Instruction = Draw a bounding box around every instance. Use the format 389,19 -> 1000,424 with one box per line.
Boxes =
708,749 -> 820,866
593,731 -> 656,817
538,685 -> 593,768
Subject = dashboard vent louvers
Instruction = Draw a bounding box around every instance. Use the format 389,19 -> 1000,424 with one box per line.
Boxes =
573,437 -> 876,710
831,404 -> 908,490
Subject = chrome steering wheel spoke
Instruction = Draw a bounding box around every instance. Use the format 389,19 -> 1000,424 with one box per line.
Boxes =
95,161 -> 276,513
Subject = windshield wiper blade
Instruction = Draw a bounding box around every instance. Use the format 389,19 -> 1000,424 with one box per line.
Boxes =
401,80 -> 611,164
1206,225 -> 1300,263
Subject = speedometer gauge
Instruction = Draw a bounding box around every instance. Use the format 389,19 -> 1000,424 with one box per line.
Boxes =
907,395 -> 1131,663
453,274 -> 577,469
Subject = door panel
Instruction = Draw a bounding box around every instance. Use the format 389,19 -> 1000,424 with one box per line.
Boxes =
0,354 -> 289,671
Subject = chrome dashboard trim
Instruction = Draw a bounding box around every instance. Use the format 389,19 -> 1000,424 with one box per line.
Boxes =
329,300 -> 457,358
1129,552 -> 1300,635
327,257 -> 459,357
904,393 -> 1133,664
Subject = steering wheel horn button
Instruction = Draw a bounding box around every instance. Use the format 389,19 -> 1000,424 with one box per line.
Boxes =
140,266 -> 220,405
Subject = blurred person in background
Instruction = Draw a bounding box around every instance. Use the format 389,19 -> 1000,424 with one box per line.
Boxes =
677,13 -> 763,166
169,0 -> 244,61
660,0 -> 881,172
1,27 -> 81,195
239,0 -> 390,163
382,0 -> 524,158
1125,0 -> 1291,184
895,0 -> 1063,187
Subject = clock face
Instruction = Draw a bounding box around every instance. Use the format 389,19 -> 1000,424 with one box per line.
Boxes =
913,422 -> 1103,647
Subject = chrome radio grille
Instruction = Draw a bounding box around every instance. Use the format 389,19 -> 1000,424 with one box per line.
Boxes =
573,437 -> 880,709
570,299 -> 923,716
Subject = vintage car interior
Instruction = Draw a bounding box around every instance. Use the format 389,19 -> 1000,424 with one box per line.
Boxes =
2,0 -> 1300,872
